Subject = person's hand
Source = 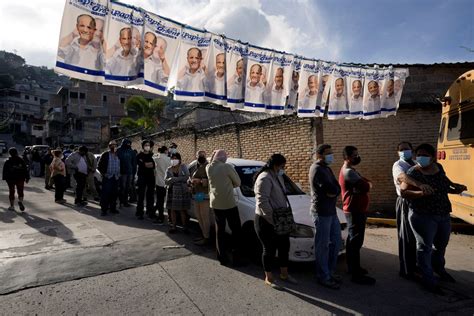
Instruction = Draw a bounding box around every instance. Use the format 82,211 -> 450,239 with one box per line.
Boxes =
455,184 -> 467,193
420,184 -> 434,195
72,28 -> 80,38
144,162 -> 154,168
327,193 -> 336,198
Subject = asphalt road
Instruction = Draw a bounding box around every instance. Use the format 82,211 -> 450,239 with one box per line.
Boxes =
0,157 -> 473,315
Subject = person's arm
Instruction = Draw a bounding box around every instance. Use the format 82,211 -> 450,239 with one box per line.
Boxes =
2,161 -> 8,181
397,172 -> 434,195
400,181 -> 425,199
444,175 -> 468,194
313,167 -> 339,197
59,29 -> 78,48
228,165 -> 241,188
255,175 -> 274,224
345,169 -> 370,193
173,165 -> 190,183
164,168 -> 176,186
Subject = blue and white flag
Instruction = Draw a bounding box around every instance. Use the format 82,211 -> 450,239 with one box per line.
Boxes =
204,35 -> 228,105
345,67 -> 365,119
140,12 -> 181,95
225,39 -> 247,110
174,26 -> 211,102
286,57 -> 301,115
297,59 -> 322,117
264,53 -> 292,115
244,46 -> 273,112
103,1 -> 144,86
362,68 -> 383,119
55,0 -> 108,82
327,66 -> 350,120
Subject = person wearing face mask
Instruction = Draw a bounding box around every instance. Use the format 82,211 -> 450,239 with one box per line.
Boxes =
254,154 -> 297,290
50,149 -> 67,204
65,145 -> 89,207
392,142 -> 434,280
338,145 -> 376,285
190,151 -> 210,245
309,144 -> 342,289
153,146 -> 171,224
117,138 -> 137,208
98,140 -> 121,216
136,140 -> 156,220
165,153 -> 191,233
401,143 -> 467,295
168,143 -> 178,157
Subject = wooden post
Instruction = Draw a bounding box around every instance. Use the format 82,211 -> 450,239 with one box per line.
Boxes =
312,117 -> 324,148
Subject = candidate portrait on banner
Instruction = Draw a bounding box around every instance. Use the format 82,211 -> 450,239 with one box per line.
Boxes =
204,35 -> 228,105
327,68 -> 349,120
56,0 -> 108,82
225,40 -> 247,110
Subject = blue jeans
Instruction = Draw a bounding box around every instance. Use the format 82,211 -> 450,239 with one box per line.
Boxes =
100,177 -> 119,212
313,213 -> 341,281
408,210 -> 451,285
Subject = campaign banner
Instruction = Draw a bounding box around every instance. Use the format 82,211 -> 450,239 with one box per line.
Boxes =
327,66 -> 350,120
204,35 -> 229,105
225,40 -> 248,110
139,12 -> 182,95
174,26 -> 211,102
297,59 -> 322,118
316,61 -> 334,115
244,46 -> 273,112
286,56 -> 301,114
263,53 -> 292,115
389,68 -> 409,116
345,67 -> 365,119
379,68 -> 395,118
362,68 -> 383,119
103,0 -> 144,86
55,0 -> 108,82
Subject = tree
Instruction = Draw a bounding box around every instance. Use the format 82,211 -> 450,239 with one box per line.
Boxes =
120,95 -> 165,131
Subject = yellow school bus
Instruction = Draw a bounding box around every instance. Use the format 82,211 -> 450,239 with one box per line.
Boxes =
437,70 -> 474,224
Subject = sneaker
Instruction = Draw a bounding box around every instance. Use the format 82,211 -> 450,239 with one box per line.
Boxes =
351,275 -> 376,285
7,206 -> 15,211
265,280 -> 284,291
193,238 -> 209,246
55,199 -> 66,204
168,227 -> 177,234
18,202 -> 25,212
436,271 -> 456,283
318,278 -> 340,289
153,218 -> 164,225
349,267 -> 369,275
280,274 -> 298,285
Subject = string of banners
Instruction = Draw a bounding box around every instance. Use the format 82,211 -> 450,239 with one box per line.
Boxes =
55,0 -> 409,120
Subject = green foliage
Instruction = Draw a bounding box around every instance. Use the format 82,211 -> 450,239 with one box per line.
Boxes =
120,96 -> 165,131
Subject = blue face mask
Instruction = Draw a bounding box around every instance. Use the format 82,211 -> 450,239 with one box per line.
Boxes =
416,156 -> 431,168
324,154 -> 334,165
398,150 -> 412,161
277,169 -> 285,177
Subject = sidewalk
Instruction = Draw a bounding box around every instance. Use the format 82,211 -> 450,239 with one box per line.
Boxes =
0,158 -> 191,294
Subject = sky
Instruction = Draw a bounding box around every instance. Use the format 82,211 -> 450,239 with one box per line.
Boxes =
0,0 -> 472,68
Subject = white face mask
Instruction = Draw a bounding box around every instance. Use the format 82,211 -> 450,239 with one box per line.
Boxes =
171,159 -> 180,167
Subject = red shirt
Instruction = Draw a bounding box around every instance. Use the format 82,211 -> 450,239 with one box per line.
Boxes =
338,163 -> 371,213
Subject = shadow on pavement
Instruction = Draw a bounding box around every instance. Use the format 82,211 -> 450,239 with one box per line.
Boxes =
20,212 -> 78,245
0,207 -> 17,223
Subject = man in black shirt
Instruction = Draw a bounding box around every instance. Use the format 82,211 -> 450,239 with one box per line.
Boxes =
136,140 -> 156,220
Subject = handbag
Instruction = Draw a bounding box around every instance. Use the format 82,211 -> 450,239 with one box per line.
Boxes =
272,177 -> 296,235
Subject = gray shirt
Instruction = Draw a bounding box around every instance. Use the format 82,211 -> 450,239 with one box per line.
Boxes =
309,161 -> 341,216
254,170 -> 289,225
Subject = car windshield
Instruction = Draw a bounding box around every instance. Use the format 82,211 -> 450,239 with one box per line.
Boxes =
235,166 -> 305,197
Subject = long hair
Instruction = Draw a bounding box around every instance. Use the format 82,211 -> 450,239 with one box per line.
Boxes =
253,153 -> 286,183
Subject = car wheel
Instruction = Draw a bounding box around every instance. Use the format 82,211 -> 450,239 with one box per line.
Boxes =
242,221 -> 262,263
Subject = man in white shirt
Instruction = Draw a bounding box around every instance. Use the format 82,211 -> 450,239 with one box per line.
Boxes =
227,59 -> 245,101
106,27 -> 139,76
330,77 -> 347,113
349,79 -> 363,117
265,67 -> 285,107
207,53 -> 226,97
245,63 -> 265,105
153,146 -> 171,224
365,80 -> 381,114
299,75 -> 318,111
287,70 -> 299,110
177,47 -> 207,92
382,79 -> 396,111
66,146 -> 89,207
143,32 -> 165,85
58,14 -> 101,70
392,141 -> 433,280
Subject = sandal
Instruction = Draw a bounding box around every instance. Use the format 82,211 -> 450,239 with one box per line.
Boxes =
265,279 -> 283,291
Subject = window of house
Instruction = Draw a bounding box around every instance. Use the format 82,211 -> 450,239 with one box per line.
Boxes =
24,95 -> 30,100
70,92 -> 78,99
75,120 -> 83,131
33,125 -> 44,131
84,109 -> 92,116
34,96 -> 38,101
79,92 -> 86,99
120,96 -> 126,104
102,95 -> 107,102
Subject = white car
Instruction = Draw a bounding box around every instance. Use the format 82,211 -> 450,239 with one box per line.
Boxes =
188,158 -> 348,262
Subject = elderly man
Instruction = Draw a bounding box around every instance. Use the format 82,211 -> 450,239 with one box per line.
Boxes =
206,149 -> 242,265
98,141 -> 121,216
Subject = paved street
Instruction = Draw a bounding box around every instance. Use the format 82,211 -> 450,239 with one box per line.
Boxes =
0,157 -> 473,315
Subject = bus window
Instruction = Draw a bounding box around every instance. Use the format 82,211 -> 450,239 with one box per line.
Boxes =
447,109 -> 474,141
438,117 -> 446,142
